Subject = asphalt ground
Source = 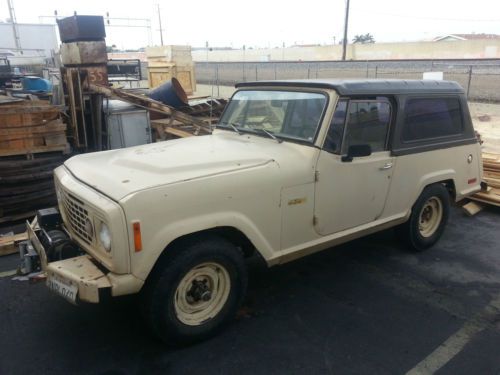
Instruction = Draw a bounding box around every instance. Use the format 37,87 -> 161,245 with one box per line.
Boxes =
0,206 -> 499,375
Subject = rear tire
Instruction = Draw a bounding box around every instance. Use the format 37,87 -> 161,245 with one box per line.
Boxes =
141,235 -> 247,345
396,183 -> 450,251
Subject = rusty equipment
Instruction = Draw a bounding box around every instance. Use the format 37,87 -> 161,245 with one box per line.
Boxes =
58,15 -> 108,151
87,83 -> 227,140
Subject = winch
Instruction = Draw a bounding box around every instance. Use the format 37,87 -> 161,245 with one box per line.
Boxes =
19,207 -> 81,274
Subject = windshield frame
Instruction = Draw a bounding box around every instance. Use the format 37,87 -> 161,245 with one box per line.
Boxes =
217,87 -> 330,146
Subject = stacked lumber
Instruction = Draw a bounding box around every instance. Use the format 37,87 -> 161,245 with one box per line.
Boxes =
0,153 -> 67,224
482,153 -> 500,189
151,98 -> 228,140
0,99 -> 69,224
470,153 -> 500,207
0,100 -> 68,156
0,231 -> 28,256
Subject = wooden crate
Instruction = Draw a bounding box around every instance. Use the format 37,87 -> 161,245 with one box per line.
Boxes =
148,64 -> 175,88
146,45 -> 193,65
148,64 -> 196,94
176,65 -> 196,95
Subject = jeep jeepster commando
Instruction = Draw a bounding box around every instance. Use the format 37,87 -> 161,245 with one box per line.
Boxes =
22,79 -> 482,344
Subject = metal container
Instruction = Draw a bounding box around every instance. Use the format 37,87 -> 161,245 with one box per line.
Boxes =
65,64 -> 109,86
105,100 -> 151,149
148,77 -> 188,108
57,16 -> 106,42
21,76 -> 53,92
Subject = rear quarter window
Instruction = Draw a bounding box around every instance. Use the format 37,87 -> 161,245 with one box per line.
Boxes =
402,97 -> 463,142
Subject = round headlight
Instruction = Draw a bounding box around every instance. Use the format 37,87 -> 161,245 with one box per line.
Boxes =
99,222 -> 112,252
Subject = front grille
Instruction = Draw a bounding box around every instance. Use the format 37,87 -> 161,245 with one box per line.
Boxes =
60,190 -> 93,244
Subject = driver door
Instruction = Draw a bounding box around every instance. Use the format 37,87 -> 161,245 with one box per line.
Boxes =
314,98 -> 395,235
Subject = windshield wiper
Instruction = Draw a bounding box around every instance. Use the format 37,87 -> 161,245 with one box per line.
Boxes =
219,121 -> 242,135
256,128 -> 282,143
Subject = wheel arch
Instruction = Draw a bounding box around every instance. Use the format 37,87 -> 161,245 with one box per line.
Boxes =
414,170 -> 457,204
143,226 -> 265,286
441,179 -> 457,201
166,226 -> 257,258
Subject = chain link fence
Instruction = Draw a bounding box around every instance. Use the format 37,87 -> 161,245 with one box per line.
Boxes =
195,60 -> 500,102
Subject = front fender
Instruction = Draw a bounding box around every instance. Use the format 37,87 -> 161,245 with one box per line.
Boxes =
132,212 -> 276,281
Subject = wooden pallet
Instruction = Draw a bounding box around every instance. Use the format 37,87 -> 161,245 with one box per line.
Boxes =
151,118 -> 211,140
0,145 -> 68,157
0,99 -> 69,157
88,83 -> 210,129
0,152 -> 66,224
0,232 -> 28,256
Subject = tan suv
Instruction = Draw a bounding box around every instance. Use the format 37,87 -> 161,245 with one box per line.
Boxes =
23,79 -> 481,344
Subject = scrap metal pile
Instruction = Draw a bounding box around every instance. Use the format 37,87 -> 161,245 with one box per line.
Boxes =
0,15 -> 229,229
88,82 -> 227,140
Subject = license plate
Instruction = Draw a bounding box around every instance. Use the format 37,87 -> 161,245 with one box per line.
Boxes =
47,274 -> 78,303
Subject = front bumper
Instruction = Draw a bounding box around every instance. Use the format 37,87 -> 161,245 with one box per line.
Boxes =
27,219 -> 111,303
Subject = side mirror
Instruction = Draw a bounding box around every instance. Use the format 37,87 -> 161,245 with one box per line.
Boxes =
341,144 -> 372,162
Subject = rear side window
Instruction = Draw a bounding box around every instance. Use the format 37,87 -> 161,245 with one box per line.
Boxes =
402,97 -> 463,142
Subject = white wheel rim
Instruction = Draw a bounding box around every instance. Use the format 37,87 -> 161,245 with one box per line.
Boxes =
418,196 -> 443,238
174,262 -> 231,326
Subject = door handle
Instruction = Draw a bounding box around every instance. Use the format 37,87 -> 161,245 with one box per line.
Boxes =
379,163 -> 393,170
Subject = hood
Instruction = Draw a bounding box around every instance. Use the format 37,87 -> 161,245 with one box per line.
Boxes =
64,132 -> 277,201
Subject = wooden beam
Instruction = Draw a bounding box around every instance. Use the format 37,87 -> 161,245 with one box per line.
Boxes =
164,127 -> 195,138
0,211 -> 36,225
462,201 -> 485,216
0,145 -> 67,157
88,83 -> 210,129
0,232 -> 28,256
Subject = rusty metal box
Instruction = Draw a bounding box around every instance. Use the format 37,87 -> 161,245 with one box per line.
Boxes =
57,16 -> 106,42
60,41 -> 108,65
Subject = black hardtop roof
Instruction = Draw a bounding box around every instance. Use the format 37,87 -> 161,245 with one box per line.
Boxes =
235,79 -> 465,95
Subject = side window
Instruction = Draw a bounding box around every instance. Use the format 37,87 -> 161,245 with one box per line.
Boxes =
342,100 -> 391,154
402,97 -> 463,142
323,99 -> 348,153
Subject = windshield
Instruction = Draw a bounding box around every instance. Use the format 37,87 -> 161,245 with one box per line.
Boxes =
218,90 -> 327,143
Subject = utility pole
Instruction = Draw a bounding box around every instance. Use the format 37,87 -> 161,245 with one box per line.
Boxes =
7,0 -> 22,53
157,4 -> 164,45
341,0 -> 350,61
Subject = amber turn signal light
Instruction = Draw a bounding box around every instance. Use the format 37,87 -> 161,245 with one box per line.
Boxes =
133,221 -> 142,252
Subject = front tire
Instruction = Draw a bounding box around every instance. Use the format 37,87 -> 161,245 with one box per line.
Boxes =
396,183 -> 450,251
142,236 -> 247,345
